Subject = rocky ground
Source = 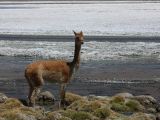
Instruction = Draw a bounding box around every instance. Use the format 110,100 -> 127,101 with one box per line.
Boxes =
0,91 -> 160,120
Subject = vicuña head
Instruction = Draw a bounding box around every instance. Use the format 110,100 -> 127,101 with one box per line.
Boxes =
73,30 -> 84,44
25,31 -> 84,108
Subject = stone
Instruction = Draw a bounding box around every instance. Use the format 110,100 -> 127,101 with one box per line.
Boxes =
156,113 -> 160,120
47,111 -> 63,120
16,113 -> 37,120
147,108 -> 157,114
87,95 -> 110,101
134,95 -> 157,106
0,93 -> 8,103
87,95 -> 97,101
37,91 -> 55,102
114,92 -> 134,99
0,117 -> 6,120
156,103 -> 160,112
129,112 -> 156,120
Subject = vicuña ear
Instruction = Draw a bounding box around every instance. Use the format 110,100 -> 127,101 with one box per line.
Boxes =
80,31 -> 83,35
73,30 -> 76,35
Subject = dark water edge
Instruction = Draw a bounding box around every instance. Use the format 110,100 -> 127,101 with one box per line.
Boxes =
1,34 -> 160,42
0,56 -> 160,102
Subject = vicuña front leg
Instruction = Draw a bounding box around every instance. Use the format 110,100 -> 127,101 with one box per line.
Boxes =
28,87 -> 34,107
60,83 -> 67,108
29,87 -> 41,107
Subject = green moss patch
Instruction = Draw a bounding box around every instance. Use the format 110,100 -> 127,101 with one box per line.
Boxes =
65,92 -> 84,105
110,97 -> 144,112
93,107 -> 111,119
111,96 -> 125,104
0,98 -> 22,109
60,109 -> 98,120
125,100 -> 143,112
111,102 -> 130,112
68,99 -> 105,113
79,100 -> 102,112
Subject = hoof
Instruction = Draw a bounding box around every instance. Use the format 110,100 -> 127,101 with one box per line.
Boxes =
28,102 -> 34,107
60,100 -> 69,110
61,100 -> 69,106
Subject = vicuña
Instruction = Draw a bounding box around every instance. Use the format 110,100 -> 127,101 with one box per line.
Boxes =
25,31 -> 84,108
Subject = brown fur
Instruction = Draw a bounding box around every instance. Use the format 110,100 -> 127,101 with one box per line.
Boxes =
25,31 -> 84,107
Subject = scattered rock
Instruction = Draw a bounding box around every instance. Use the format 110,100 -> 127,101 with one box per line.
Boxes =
147,108 -> 157,114
156,113 -> 160,120
134,95 -> 157,106
47,111 -> 63,120
156,103 -> 160,112
16,113 -> 36,120
0,117 -> 5,120
114,92 -> 134,99
38,91 -> 55,102
0,93 -> 8,103
47,111 -> 72,120
128,112 -> 156,120
87,95 -> 110,101
87,95 -> 98,101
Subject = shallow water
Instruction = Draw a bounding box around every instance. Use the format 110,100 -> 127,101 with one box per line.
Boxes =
0,56 -> 160,102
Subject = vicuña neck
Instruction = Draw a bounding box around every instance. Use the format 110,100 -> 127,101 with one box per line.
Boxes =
72,43 -> 81,65
69,39 -> 82,77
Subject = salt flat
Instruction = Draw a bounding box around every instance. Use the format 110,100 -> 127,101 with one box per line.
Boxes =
0,1 -> 160,36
